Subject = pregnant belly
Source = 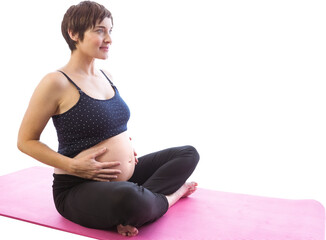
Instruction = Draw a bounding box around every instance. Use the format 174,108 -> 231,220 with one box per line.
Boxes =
54,131 -> 135,181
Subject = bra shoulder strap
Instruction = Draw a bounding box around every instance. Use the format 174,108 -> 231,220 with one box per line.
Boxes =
100,70 -> 115,86
57,70 -> 81,91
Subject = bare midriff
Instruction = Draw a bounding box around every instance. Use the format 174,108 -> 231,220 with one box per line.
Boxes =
54,131 -> 135,181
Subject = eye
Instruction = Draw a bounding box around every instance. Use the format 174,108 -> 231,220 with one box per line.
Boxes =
96,29 -> 104,33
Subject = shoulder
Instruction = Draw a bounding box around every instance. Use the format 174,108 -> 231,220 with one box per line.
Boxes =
40,71 -> 69,89
33,71 -> 71,102
37,71 -> 71,94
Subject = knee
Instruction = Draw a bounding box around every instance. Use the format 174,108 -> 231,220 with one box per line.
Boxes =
189,145 -> 200,162
181,145 -> 200,166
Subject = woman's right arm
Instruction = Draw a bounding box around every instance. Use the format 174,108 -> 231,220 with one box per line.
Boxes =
17,73 -> 120,181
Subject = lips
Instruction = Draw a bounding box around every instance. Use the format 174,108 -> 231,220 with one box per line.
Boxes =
100,46 -> 109,51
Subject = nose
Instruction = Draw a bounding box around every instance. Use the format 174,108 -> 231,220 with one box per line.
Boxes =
105,33 -> 112,44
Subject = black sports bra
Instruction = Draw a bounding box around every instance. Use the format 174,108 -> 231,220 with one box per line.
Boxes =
52,70 -> 130,157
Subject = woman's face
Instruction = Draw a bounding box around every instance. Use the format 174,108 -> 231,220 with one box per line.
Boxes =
76,17 -> 113,60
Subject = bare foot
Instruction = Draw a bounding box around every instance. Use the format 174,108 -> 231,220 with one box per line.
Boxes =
117,224 -> 139,237
182,182 -> 198,198
166,182 -> 198,208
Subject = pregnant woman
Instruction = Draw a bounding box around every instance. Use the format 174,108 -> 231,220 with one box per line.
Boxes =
17,1 -> 199,237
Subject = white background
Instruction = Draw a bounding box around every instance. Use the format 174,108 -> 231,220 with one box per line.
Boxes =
0,0 -> 325,239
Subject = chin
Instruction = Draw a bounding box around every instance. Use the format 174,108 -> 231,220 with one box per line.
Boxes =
97,53 -> 109,60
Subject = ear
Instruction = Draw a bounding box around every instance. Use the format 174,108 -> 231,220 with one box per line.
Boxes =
68,30 -> 79,42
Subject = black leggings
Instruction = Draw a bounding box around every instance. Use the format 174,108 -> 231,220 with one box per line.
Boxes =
52,145 -> 199,229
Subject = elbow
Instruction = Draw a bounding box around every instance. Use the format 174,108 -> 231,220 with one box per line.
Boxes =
17,129 -> 25,152
17,137 -> 28,153
17,139 -> 24,153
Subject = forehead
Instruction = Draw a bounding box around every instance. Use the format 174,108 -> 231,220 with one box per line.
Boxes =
95,17 -> 113,29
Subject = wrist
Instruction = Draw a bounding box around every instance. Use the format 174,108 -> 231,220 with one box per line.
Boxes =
65,157 -> 78,174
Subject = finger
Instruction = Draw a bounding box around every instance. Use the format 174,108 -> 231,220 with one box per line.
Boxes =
93,178 -> 110,182
91,147 -> 108,158
98,168 -> 122,175
96,174 -> 118,180
91,174 -> 111,182
100,161 -> 121,168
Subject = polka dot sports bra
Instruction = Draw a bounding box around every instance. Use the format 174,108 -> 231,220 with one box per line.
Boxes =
52,70 -> 130,158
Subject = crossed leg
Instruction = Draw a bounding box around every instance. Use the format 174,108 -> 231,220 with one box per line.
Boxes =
117,182 -> 198,237
117,145 -> 200,237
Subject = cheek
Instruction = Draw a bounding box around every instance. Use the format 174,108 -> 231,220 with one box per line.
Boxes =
83,36 -> 102,48
92,37 -> 103,47
94,39 -> 103,46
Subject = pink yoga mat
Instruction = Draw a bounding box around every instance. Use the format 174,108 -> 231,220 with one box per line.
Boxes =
0,167 -> 324,240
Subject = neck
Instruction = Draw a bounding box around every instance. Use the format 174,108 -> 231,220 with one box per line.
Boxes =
65,50 -> 97,76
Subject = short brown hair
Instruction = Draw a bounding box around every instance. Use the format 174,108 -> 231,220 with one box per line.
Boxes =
61,1 -> 113,51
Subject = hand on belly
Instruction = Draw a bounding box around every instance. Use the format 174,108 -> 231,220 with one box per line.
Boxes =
76,133 -> 136,181
95,144 -> 135,181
